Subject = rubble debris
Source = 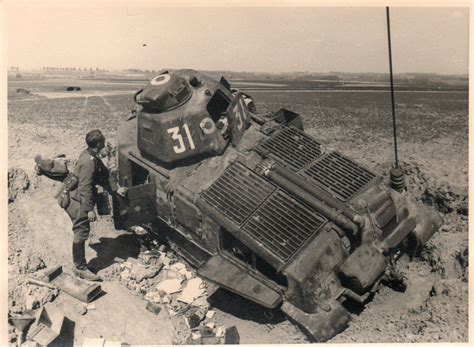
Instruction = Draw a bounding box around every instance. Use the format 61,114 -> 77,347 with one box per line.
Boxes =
170,262 -> 186,271
224,326 -> 240,344
9,309 -> 36,346
25,294 -> 40,310
157,279 -> 183,294
206,310 -> 216,319
75,303 -> 88,315
8,167 -> 30,203
206,322 -> 216,329
19,255 -> 46,274
8,323 -> 16,343
163,268 -> 182,280
177,278 -> 205,304
28,303 -> 65,346
27,284 -> 57,307
454,247 -> 468,282
130,263 -> 162,282
171,315 -> 192,345
191,296 -> 210,310
145,301 -> 162,315
187,313 -> 202,329
215,326 -> 225,338
159,253 -> 172,266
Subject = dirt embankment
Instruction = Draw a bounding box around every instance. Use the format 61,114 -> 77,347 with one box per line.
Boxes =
331,160 -> 468,343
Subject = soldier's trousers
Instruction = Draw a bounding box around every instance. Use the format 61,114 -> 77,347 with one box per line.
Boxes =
66,198 -> 91,242
66,198 -> 90,269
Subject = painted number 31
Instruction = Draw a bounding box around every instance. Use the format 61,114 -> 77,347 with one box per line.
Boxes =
167,124 -> 196,154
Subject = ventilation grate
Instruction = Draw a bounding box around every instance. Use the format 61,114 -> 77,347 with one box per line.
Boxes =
255,127 -> 322,171
303,152 -> 376,201
242,190 -> 327,263
200,162 -> 276,226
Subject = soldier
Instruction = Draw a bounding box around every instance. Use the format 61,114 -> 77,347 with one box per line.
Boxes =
66,129 -> 110,281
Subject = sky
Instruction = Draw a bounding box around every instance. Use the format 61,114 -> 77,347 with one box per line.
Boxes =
5,3 -> 470,74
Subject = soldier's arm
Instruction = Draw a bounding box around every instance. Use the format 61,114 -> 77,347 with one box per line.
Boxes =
77,157 -> 96,212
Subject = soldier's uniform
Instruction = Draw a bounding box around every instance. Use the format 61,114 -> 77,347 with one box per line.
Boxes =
67,148 -> 110,269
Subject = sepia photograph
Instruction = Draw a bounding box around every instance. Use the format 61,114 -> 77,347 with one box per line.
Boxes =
3,1 -> 469,345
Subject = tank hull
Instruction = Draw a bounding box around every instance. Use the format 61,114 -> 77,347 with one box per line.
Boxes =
112,69 -> 441,341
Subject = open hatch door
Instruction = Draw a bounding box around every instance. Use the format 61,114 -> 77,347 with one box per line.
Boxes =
112,181 -> 157,230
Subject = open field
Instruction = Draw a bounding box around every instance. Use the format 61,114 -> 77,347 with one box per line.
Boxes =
7,77 -> 468,344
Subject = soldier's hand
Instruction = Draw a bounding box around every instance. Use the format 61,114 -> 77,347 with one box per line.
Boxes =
116,187 -> 127,197
88,211 -> 97,222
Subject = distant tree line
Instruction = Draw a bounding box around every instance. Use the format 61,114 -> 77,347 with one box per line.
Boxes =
42,67 -> 109,72
124,68 -> 158,73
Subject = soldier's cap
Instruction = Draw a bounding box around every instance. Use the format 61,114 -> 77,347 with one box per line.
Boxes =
86,129 -> 105,148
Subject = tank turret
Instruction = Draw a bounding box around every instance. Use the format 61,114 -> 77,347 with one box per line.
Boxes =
135,69 -> 250,167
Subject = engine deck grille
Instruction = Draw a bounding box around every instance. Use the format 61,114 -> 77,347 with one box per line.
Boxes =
303,152 -> 376,201
200,162 -> 276,226
255,127 -> 322,171
242,190 -> 327,263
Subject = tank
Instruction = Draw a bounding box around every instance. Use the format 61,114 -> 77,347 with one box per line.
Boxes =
111,69 -> 442,341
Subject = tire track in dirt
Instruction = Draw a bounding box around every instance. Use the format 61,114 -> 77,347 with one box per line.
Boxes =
101,95 -> 115,113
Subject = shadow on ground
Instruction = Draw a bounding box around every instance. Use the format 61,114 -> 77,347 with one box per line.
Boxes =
88,233 -> 140,272
50,317 -> 75,346
208,288 -> 286,325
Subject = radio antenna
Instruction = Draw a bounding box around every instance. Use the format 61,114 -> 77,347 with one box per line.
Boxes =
386,7 -> 405,192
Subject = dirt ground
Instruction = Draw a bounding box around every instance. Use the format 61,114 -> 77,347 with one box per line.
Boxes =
6,90 -> 469,345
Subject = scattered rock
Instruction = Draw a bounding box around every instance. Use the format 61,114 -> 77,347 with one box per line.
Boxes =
199,325 -> 216,338
74,303 -> 88,315
19,255 -> 46,274
145,301 -> 162,315
156,279 -> 182,294
159,254 -> 171,266
8,323 -> 16,343
171,315 -> 192,345
224,326 -> 240,344
177,278 -> 205,304
206,310 -> 216,319
25,294 -> 39,310
8,167 -> 30,203
206,322 -> 216,329
191,296 -> 210,310
216,326 -> 225,338
187,313 -> 202,329
454,247 -> 468,281
130,263 -> 162,282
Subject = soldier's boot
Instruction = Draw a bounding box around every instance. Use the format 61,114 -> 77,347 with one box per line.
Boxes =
72,241 -> 102,282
